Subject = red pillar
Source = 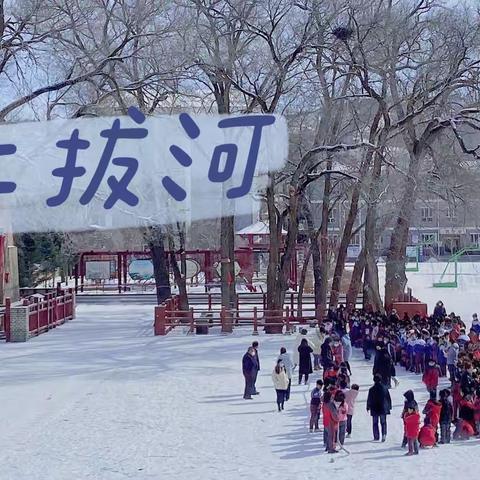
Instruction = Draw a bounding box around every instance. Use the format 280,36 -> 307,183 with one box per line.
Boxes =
4,297 -> 11,342
154,305 -> 166,335
123,253 -> 128,292
117,253 -> 122,294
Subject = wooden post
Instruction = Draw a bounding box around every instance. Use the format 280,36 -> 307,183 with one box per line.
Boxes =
235,294 -> 240,325
263,293 -> 267,310
154,305 -> 166,336
35,297 -> 40,334
252,306 -> 259,336
290,293 -> 294,318
117,253 -> 122,294
4,297 -> 11,342
208,293 -> 212,311
189,307 -> 194,334
285,306 -> 290,335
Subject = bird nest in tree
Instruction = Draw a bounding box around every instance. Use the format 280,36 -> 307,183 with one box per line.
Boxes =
332,26 -> 354,41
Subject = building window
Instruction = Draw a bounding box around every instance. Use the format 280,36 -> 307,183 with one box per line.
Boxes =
421,233 -> 437,246
349,232 -> 361,246
471,233 -> 480,246
446,205 -> 456,218
421,207 -> 433,222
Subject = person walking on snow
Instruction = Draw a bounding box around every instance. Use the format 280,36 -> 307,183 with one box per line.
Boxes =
367,374 -> 392,442
242,347 -> 258,400
272,359 -> 289,412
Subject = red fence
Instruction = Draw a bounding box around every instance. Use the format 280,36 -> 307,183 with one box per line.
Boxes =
3,289 -> 75,342
154,295 -> 323,336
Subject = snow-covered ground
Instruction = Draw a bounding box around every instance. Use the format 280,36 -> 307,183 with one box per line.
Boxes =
381,261 -> 480,320
0,303 -> 478,480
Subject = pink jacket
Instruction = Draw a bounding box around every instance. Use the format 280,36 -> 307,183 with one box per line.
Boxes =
337,402 -> 349,422
342,389 -> 359,416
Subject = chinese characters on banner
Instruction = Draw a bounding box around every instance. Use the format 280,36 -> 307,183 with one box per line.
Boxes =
0,109 -> 288,232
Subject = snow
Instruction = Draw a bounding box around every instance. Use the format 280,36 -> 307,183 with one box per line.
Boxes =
379,261 -> 480,321
0,303 -> 478,479
236,221 -> 287,235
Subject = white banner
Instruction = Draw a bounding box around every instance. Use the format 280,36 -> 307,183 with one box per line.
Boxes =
0,109 -> 288,232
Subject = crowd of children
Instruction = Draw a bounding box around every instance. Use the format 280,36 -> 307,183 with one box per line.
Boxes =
265,300 -> 480,455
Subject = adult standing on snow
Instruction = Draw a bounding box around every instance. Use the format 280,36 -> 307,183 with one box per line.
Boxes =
445,338 -> 459,382
252,341 -> 260,395
292,329 -> 313,368
341,332 -> 352,375
433,301 -> 447,321
242,347 -> 258,399
373,339 -> 394,388
277,347 -> 293,401
367,374 -> 392,442
321,337 -> 335,370
272,359 -> 289,412
298,338 -> 313,385
312,326 -> 326,370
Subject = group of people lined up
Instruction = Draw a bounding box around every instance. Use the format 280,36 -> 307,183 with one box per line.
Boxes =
241,301 -> 480,455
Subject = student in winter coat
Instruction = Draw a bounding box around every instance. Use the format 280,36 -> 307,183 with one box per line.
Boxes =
419,423 -> 437,448
404,407 -> 421,455
298,339 -> 313,385
322,390 -> 332,449
272,360 -> 289,412
401,390 -> 419,448
342,383 -> 360,438
309,379 -> 324,432
334,390 -> 349,446
324,391 -> 340,454
373,343 -> 393,388
312,327 -> 326,370
341,333 -> 353,374
445,340 -> 459,382
474,387 -> 480,435
277,347 -> 293,401
422,360 -> 441,396
321,337 -> 335,370
366,374 -> 392,442
460,364 -> 475,395
332,338 -> 344,365
423,391 -> 442,431
439,389 -> 453,444
242,347 -> 258,399
453,395 -> 476,439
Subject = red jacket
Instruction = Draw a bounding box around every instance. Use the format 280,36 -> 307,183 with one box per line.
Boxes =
424,400 -> 442,429
474,398 -> 480,422
404,412 -> 421,439
418,424 -> 436,447
422,367 -> 440,391
322,402 -> 331,427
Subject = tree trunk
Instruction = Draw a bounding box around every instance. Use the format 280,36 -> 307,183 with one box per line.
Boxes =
151,249 -> 171,304
266,178 -> 283,333
318,161 -> 332,314
297,245 -> 312,319
148,230 -> 171,305
329,187 -> 360,308
220,216 -> 236,309
385,152 -> 421,310
346,247 -> 366,312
